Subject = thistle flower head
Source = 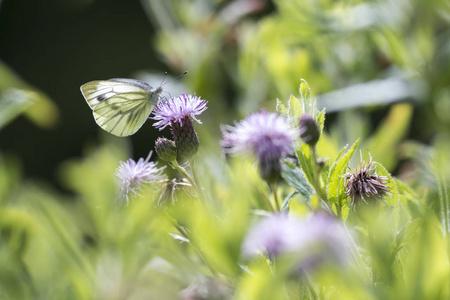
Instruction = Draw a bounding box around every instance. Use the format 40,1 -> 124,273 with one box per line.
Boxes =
151,93 -> 207,130
345,152 -> 390,207
242,213 -> 304,258
221,111 -> 295,181
115,151 -> 167,205
242,213 -> 348,267
151,93 -> 207,162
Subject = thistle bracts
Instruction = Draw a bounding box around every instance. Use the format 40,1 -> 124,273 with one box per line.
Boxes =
171,116 -> 199,162
155,137 -> 178,163
345,153 -> 390,206
299,114 -> 320,147
152,93 -> 207,163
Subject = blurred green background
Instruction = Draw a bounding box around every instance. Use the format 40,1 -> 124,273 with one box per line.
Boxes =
1,1 -> 450,299
1,0 -> 450,188
0,0 -> 166,185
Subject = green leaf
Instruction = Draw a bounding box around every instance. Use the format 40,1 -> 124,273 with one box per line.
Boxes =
390,219 -> 422,259
281,191 -> 297,212
394,178 -> 419,201
299,79 -> 311,104
169,233 -> 190,243
436,171 -> 450,237
288,95 -> 302,125
299,79 -> 317,117
0,89 -> 35,129
281,161 -> 314,201
0,89 -> 58,130
326,139 -> 360,215
316,108 -> 326,135
374,162 -> 399,207
276,98 -> 288,116
295,143 -> 315,188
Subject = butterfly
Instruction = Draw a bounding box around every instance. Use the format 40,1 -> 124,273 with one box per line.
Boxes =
80,78 -> 162,137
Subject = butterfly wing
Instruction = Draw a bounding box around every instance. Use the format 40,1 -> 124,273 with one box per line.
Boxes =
80,80 -> 149,109
81,79 -> 162,136
92,91 -> 153,137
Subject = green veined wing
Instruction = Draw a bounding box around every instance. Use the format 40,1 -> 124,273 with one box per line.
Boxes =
80,79 -> 162,136
92,91 -> 153,136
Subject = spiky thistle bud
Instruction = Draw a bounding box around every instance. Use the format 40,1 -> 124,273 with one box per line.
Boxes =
299,114 -> 320,147
157,178 -> 196,206
155,137 -> 177,163
345,153 -> 389,207
171,116 -> 199,162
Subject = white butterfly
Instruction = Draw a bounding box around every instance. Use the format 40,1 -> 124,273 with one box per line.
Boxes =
80,78 -> 162,137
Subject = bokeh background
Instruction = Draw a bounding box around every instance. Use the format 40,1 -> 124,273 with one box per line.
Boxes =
1,1 -> 450,299
2,0 -> 450,191
0,0 -> 166,186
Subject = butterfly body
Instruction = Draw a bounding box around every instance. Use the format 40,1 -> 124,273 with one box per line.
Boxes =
81,78 -> 162,137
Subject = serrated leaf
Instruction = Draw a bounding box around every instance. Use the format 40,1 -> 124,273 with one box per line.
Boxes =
281,191 -> 297,212
374,162 -> 399,206
394,178 -> 419,202
390,219 -> 422,259
316,108 -> 326,135
326,139 -> 360,212
299,79 -> 311,104
299,79 -> 317,116
276,98 -> 288,116
281,161 -> 314,201
296,143 -> 315,188
288,95 -> 302,124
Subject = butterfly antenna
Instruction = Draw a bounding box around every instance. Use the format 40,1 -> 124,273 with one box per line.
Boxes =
159,72 -> 168,87
161,71 -> 188,87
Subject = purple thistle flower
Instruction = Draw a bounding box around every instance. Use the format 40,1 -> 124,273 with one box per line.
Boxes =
115,151 -> 167,205
151,93 -> 208,130
221,111 -> 295,181
242,213 -> 348,268
242,214 -> 305,258
151,93 -> 207,161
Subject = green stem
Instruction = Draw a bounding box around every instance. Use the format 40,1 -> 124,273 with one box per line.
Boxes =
165,211 -> 219,277
170,161 -> 196,187
310,147 -> 328,205
270,183 -> 281,212
344,223 -> 371,283
258,188 -> 274,212
304,273 -> 318,300
189,159 -> 205,201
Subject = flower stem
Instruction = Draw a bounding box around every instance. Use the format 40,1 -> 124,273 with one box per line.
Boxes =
165,211 -> 219,277
170,161 -> 196,187
189,159 -> 206,201
257,188 -> 274,212
344,223 -> 371,283
270,183 -> 281,212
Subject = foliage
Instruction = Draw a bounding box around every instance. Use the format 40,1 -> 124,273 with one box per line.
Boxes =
1,0 -> 450,299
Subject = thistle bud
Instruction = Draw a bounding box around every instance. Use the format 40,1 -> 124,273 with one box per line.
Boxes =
155,137 -> 177,163
345,153 -> 390,207
299,114 -> 320,147
171,116 -> 199,162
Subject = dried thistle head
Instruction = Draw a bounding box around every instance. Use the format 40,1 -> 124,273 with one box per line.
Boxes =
158,178 -> 197,206
344,152 -> 390,207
